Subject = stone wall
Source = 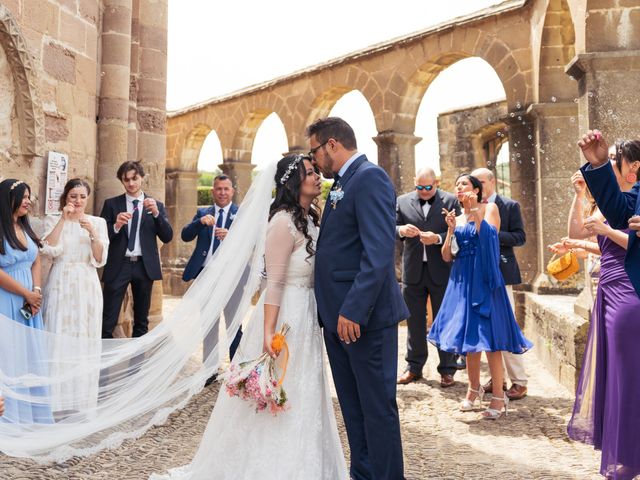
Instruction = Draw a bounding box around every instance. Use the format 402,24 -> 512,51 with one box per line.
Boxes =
0,1 -> 168,332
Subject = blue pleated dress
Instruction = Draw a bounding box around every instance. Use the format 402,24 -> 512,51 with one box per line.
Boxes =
0,237 -> 54,424
427,220 -> 532,354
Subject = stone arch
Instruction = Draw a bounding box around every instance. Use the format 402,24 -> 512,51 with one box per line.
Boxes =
229,109 -> 274,163
0,5 -> 44,159
180,123 -> 213,172
393,32 -> 531,135
537,0 -> 577,102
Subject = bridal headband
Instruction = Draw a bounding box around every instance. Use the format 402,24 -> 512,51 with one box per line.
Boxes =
279,155 -> 307,185
10,180 -> 24,191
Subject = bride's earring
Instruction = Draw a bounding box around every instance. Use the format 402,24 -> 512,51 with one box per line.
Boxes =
626,172 -> 637,183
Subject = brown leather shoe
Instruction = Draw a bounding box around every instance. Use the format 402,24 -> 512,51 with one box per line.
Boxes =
506,383 -> 528,400
440,374 -> 455,388
482,378 -> 507,393
397,371 -> 422,385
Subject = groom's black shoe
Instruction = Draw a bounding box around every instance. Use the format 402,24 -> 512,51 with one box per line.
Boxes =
204,374 -> 218,387
397,370 -> 422,385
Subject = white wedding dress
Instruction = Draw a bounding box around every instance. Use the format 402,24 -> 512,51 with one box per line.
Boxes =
151,211 -> 348,480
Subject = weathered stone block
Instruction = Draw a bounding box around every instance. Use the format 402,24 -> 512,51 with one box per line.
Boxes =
43,42 -> 76,84
78,0 -> 99,24
137,109 -> 165,134
59,10 -> 86,53
23,0 -> 59,35
75,53 -> 98,95
45,113 -> 69,142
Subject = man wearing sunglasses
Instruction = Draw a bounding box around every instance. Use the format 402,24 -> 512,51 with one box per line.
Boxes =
396,167 -> 461,388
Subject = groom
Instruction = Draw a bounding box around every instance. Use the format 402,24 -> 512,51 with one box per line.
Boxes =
309,117 -> 409,480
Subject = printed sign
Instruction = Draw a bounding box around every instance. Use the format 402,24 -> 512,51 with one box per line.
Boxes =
45,151 -> 69,214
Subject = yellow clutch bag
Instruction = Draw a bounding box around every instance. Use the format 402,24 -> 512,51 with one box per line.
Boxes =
546,251 -> 580,281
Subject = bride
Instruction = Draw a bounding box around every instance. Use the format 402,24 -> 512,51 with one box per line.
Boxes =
151,155 -> 348,479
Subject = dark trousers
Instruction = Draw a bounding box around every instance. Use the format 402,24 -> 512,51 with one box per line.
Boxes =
403,262 -> 458,376
102,260 -> 153,338
324,326 -> 404,480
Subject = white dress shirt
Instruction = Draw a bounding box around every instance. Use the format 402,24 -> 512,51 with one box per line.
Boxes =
125,193 -> 145,257
203,203 -> 231,267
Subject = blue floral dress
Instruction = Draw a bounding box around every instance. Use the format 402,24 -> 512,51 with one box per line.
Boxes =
428,220 -> 532,354
0,236 -> 53,423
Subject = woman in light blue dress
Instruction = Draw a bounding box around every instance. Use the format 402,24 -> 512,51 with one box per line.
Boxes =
428,174 -> 532,419
0,178 -> 53,424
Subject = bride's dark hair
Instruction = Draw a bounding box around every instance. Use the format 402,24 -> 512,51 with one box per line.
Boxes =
269,154 -> 321,258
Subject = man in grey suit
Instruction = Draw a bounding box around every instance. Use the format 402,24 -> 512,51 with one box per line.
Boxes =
396,167 -> 461,387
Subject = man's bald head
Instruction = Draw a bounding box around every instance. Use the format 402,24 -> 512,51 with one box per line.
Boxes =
471,167 -> 496,198
414,167 -> 438,201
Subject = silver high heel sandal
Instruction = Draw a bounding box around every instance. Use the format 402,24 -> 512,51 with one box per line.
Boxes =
482,394 -> 509,419
460,385 -> 485,412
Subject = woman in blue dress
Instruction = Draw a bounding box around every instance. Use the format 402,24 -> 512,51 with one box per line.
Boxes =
0,178 -> 53,424
428,174 -> 532,419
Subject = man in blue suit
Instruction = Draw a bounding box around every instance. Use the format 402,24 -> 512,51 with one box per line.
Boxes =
182,174 -> 242,384
309,117 -> 409,480
579,129 -> 640,297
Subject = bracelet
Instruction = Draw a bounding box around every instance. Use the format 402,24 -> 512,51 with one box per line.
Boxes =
89,234 -> 96,241
470,207 -> 479,212
33,286 -> 41,293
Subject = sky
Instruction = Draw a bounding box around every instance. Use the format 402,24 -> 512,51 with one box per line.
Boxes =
167,1 -> 510,175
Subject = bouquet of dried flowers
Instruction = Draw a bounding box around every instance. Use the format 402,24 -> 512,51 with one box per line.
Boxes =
221,323 -> 290,415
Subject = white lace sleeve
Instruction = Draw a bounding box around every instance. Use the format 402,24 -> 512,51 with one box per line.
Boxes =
89,216 -> 109,268
264,213 -> 297,306
40,214 -> 63,258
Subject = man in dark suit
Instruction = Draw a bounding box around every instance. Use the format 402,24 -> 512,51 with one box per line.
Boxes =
579,130 -> 640,297
396,167 -> 461,387
472,167 -> 529,400
101,161 -> 173,338
181,174 -> 242,383
309,117 -> 409,480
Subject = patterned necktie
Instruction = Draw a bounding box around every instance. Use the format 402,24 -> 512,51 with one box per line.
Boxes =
127,199 -> 140,252
212,207 -> 224,253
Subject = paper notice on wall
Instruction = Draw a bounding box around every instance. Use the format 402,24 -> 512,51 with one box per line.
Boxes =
45,151 -> 69,215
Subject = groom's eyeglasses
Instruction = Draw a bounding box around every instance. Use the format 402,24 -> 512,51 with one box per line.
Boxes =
308,141 -> 328,159
415,185 -> 434,191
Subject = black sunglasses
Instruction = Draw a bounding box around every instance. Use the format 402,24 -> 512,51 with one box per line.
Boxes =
415,185 -> 434,191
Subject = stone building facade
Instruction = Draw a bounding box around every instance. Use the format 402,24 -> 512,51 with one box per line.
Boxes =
0,0 -> 168,331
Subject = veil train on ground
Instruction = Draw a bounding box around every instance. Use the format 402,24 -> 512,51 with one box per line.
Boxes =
0,161 -> 278,463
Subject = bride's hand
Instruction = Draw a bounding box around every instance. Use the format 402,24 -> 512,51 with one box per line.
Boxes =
263,331 -> 276,358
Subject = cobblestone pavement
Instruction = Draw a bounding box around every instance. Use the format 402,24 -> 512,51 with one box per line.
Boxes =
1,299 -> 602,479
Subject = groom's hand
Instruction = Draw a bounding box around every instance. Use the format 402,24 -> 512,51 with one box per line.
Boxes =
338,315 -> 361,344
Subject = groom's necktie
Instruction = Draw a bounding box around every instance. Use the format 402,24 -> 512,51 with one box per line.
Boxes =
212,207 -> 224,254
331,174 -> 341,191
127,199 -> 140,252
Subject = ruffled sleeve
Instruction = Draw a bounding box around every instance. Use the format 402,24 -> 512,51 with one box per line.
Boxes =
470,220 -> 505,318
40,214 -> 63,258
264,212 -> 298,307
90,216 -> 109,268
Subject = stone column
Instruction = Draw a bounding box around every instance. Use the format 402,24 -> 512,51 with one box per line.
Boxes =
163,169 -> 200,296
128,0 -> 140,161
136,0 -> 169,328
372,131 -> 421,195
567,51 -> 640,144
96,0 -> 133,211
220,159 -> 255,202
504,112 -> 538,286
527,101 -> 582,293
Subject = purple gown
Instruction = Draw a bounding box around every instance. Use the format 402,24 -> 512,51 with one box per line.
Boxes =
568,229 -> 640,479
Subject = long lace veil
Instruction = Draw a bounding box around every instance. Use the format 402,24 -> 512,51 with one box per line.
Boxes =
0,161 -> 277,462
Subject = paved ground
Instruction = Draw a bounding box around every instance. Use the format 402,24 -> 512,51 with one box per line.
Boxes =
0,298 -> 602,479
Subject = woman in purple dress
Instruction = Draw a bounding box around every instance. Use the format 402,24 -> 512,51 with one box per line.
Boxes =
563,141 -> 640,479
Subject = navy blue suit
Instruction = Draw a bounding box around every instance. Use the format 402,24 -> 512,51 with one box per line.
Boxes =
315,155 -> 409,480
181,203 -> 242,361
181,204 -> 238,281
494,195 -> 526,285
581,161 -> 640,296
